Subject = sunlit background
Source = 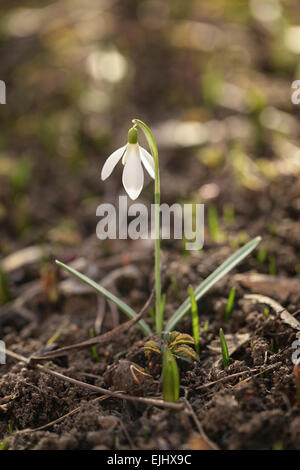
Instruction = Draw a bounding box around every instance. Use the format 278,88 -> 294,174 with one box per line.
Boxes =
0,0 -> 299,269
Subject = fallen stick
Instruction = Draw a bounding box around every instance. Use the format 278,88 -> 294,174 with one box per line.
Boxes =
233,362 -> 281,387
30,289 -> 154,362
196,362 -> 282,391
6,349 -> 183,411
184,398 -> 219,450
244,293 -> 300,337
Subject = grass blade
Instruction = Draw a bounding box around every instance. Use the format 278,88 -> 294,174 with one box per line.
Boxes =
162,348 -> 179,403
225,286 -> 236,322
165,236 -> 261,332
188,286 -> 200,355
55,260 -> 152,336
219,328 -> 229,368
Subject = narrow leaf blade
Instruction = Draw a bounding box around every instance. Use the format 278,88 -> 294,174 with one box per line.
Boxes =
220,328 -> 229,368
55,260 -> 152,336
165,236 -> 261,332
188,286 -> 200,355
162,348 -> 179,403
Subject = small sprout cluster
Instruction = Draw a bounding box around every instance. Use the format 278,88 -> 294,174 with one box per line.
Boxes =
144,332 -> 198,403
144,331 -> 198,363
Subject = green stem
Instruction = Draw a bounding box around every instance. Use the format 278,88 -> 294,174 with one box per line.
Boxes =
133,119 -> 162,336
154,191 -> 162,335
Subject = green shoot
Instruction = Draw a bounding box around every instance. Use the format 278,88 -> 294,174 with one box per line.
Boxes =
202,71 -> 224,107
89,328 -> 100,362
55,260 -> 152,336
8,424 -> 13,435
268,222 -> 277,237
0,265 -> 11,305
264,307 -> 270,317
272,441 -> 283,451
0,441 -> 8,450
10,156 -> 33,193
47,325 -> 68,345
188,286 -> 200,355
168,271 -> 180,300
162,348 -> 179,403
223,203 -> 235,225
225,286 -> 236,322
257,246 -> 267,264
149,306 -> 155,326
165,236 -> 261,333
219,328 -> 229,368
160,293 -> 166,318
208,205 -> 221,242
203,320 -> 209,334
237,231 -> 248,246
268,255 -> 276,276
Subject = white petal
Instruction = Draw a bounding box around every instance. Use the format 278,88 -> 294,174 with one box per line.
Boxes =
101,144 -> 127,180
122,144 -> 144,200
140,146 -> 155,179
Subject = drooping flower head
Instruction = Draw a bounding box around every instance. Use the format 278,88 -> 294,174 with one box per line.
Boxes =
101,126 -> 155,200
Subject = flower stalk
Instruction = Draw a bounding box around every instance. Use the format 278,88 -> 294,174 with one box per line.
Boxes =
132,119 -> 162,336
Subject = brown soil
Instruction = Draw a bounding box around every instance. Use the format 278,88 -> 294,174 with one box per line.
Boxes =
1,0 -> 300,451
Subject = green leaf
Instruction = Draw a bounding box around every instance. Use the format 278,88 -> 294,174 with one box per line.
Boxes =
171,344 -> 199,362
168,332 -> 195,349
162,348 -> 180,403
167,331 -> 181,343
219,328 -> 230,368
55,260 -> 152,336
165,236 -> 261,333
144,340 -> 161,357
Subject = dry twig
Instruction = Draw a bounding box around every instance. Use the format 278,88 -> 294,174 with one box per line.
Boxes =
30,289 -> 154,361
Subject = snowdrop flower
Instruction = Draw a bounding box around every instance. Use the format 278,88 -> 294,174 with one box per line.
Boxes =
101,127 -> 155,200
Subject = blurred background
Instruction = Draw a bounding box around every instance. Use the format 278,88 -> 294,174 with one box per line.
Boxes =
0,0 -> 299,273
